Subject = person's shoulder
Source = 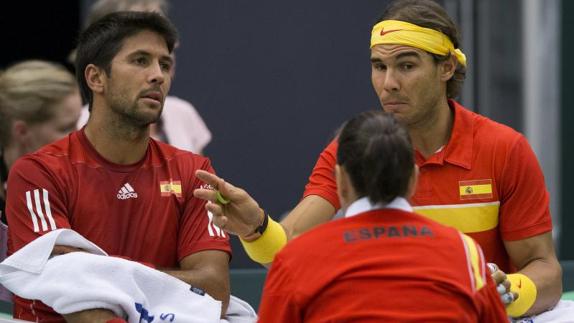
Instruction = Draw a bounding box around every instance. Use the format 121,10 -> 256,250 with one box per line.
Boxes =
454,101 -> 524,146
151,139 -> 210,166
397,210 -> 482,274
361,209 -> 470,249
384,208 -> 464,238
29,133 -> 76,163
325,138 -> 338,152
11,134 -> 77,176
314,138 -> 338,160
280,216 -> 349,256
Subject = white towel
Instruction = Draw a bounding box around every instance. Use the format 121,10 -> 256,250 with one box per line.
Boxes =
512,300 -> 574,323
223,296 -> 257,323
0,229 -> 222,322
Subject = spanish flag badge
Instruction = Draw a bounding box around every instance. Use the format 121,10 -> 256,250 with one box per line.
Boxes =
459,179 -> 493,200
160,180 -> 182,197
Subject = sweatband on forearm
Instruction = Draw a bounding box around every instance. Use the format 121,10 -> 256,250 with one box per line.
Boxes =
239,217 -> 287,264
371,19 -> 467,67
506,273 -> 537,317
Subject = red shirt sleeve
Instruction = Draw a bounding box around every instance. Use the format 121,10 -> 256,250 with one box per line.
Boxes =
258,253 -> 303,323
177,157 -> 231,261
499,135 -> 552,241
302,140 -> 340,209
6,157 -> 72,253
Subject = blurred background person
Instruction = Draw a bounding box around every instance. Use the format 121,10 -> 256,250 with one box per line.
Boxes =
74,0 -> 213,154
0,59 -> 82,301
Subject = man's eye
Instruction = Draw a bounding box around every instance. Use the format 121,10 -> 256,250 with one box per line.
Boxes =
134,57 -> 148,65
372,63 -> 386,71
400,63 -> 414,70
160,62 -> 172,72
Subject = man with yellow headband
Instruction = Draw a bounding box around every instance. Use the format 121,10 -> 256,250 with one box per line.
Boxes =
193,0 -> 563,319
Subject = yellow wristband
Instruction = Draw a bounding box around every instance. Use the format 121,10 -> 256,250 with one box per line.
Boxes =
239,217 -> 287,264
506,273 -> 537,317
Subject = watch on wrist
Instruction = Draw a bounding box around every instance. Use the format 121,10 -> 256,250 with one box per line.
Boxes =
255,209 -> 269,235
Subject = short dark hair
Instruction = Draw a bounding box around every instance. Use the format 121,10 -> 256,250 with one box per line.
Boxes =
75,11 -> 178,105
85,0 -> 169,29
378,0 -> 466,98
337,111 -> 414,204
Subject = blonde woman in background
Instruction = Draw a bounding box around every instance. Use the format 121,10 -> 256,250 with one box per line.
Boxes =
0,60 -> 82,301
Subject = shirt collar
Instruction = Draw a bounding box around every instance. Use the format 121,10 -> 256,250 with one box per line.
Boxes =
416,99 -> 474,170
444,100 -> 474,169
344,196 -> 413,218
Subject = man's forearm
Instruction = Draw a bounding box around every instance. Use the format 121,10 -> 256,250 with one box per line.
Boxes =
63,308 -> 122,323
280,195 -> 336,240
162,268 -> 230,316
504,232 -> 562,316
517,257 -> 562,316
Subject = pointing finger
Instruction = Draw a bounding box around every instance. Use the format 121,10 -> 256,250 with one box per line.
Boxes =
193,187 -> 218,203
205,200 -> 223,215
195,170 -> 221,187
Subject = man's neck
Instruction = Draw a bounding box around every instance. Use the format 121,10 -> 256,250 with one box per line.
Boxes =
409,99 -> 454,159
84,107 -> 151,165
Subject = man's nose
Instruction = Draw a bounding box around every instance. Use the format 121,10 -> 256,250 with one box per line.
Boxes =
383,69 -> 400,92
148,62 -> 165,84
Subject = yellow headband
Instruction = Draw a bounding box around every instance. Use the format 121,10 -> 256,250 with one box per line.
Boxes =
371,20 -> 466,67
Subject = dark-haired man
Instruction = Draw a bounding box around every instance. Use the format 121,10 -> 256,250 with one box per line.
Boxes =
193,0 -> 562,319
257,110 -> 508,322
7,12 -> 230,322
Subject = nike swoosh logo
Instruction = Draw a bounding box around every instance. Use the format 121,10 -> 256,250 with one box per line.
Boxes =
380,28 -> 402,36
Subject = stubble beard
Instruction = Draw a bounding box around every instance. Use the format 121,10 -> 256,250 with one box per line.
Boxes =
109,93 -> 163,130
102,92 -> 163,142
400,93 -> 442,133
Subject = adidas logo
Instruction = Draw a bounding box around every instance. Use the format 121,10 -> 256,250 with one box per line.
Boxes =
117,183 -> 138,200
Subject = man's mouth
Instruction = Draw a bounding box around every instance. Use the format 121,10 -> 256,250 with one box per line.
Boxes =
382,101 -> 408,111
141,90 -> 163,103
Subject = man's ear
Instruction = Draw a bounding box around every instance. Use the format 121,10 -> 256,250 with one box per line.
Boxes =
84,64 -> 106,94
439,55 -> 457,82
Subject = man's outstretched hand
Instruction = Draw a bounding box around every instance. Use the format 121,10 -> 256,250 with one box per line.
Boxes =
193,170 -> 265,238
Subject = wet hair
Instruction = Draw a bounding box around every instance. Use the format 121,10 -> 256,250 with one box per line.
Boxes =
377,0 -> 466,98
0,60 -> 77,147
75,11 -> 178,105
337,110 -> 414,204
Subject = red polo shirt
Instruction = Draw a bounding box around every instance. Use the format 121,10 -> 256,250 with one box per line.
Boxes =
303,100 -> 552,272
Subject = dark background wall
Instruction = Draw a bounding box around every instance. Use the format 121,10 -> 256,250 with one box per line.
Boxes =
169,0 -> 383,215
0,2 -> 80,69
561,0 -> 573,259
167,1 -> 387,266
